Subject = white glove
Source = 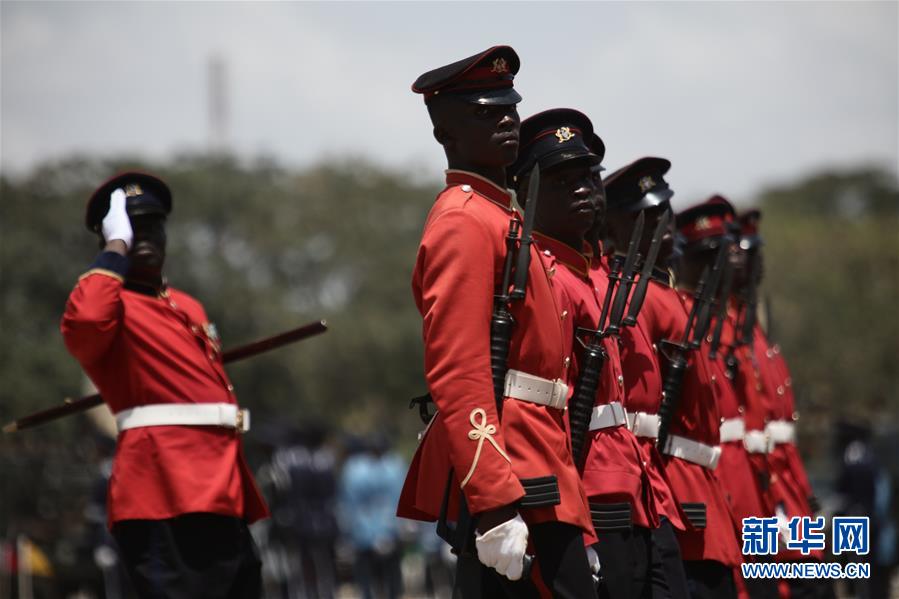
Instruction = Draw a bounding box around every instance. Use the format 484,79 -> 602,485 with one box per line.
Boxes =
102,188 -> 133,249
475,513 -> 529,581
586,545 -> 601,576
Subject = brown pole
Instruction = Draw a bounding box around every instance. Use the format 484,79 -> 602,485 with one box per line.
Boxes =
3,319 -> 328,433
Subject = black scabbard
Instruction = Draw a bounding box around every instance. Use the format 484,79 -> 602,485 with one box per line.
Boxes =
569,342 -> 606,465
657,352 -> 688,452
490,308 -> 515,416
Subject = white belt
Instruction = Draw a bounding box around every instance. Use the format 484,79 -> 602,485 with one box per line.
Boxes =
588,402 -> 628,431
765,420 -> 796,445
504,369 -> 568,410
662,434 -> 721,470
743,429 -> 773,454
116,403 -> 250,433
626,411 -> 661,439
719,418 -> 746,443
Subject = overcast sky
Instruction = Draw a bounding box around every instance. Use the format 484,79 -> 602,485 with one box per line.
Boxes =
2,1 -> 897,205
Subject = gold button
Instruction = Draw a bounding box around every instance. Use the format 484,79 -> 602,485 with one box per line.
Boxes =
191,325 -> 199,333
766,349 -> 774,358
548,267 -> 556,277
564,357 -> 571,368
792,411 -> 800,421
227,384 -> 234,392
785,378 -> 792,387
777,386 -> 785,396
738,406 -> 745,414
652,343 -> 658,353
617,374 -> 624,386
711,374 -> 717,383
561,310 -> 568,321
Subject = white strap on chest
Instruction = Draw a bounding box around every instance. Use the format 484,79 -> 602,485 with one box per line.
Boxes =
662,434 -> 721,470
719,417 -> 746,443
116,403 -> 250,433
588,402 -> 628,431
504,369 -> 568,410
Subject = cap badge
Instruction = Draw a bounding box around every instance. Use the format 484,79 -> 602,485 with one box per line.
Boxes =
491,58 -> 509,74
696,216 -> 711,230
124,183 -> 143,197
638,176 -> 655,193
555,127 -> 575,143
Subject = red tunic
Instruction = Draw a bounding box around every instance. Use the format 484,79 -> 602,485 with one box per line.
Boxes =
396,171 -> 592,534
752,327 -> 821,562
705,313 -> 773,522
533,235 -> 658,531
765,340 -> 814,503
726,319 -> 779,510
61,261 -> 269,527
636,277 -> 741,567
616,271 -> 688,533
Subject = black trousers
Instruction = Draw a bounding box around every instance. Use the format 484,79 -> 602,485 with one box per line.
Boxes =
741,555 -> 780,599
112,513 -> 262,599
683,560 -> 737,599
651,518 -> 690,599
593,525 -> 668,599
455,521 -> 597,599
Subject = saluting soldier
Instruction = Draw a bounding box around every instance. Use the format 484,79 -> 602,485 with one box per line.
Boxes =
61,172 -> 269,598
675,197 -> 780,599
604,159 -> 742,599
396,47 -> 596,597
508,109 -> 668,598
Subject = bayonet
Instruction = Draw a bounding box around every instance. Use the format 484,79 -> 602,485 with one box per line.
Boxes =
603,210 -> 645,337
622,209 -> 671,327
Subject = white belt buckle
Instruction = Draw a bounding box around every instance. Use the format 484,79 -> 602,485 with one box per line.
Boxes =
628,412 -> 660,439
550,379 -> 567,409
743,430 -> 770,454
589,402 -> 627,431
236,409 -> 250,433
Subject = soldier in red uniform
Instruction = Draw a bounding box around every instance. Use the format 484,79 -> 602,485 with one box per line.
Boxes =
61,172 -> 269,598
396,47 -> 596,598
604,158 -> 742,599
675,198 -> 780,599
584,146 -> 692,599
508,109 -> 669,599
735,211 -> 833,599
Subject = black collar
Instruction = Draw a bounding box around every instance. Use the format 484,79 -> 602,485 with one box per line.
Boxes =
650,267 -> 673,287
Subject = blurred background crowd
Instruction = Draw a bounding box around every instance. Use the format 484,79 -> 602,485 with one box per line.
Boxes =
1,1 -> 897,598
